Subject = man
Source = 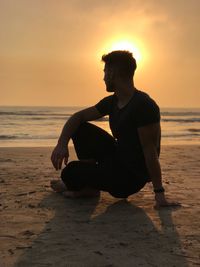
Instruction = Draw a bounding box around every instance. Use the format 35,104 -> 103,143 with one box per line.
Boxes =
51,50 -> 179,208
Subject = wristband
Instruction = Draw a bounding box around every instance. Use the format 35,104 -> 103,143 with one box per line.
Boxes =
154,187 -> 165,193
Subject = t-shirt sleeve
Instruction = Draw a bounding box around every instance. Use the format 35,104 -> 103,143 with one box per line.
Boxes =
95,95 -> 113,116
135,99 -> 160,128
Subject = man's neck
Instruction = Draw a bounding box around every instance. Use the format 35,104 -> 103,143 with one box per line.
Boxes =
115,83 -> 136,106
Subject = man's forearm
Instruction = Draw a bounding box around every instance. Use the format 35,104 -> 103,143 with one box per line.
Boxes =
143,148 -> 163,189
58,112 -> 83,146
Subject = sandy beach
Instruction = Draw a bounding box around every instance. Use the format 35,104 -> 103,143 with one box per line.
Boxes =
0,145 -> 199,267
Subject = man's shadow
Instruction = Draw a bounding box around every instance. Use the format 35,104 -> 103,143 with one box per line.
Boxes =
15,194 -> 188,267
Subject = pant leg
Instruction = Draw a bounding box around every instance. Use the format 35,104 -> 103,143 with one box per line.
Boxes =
61,159 -> 147,197
72,122 -> 116,162
61,160 -> 109,191
61,122 -> 116,191
108,168 -> 147,198
61,122 -> 147,197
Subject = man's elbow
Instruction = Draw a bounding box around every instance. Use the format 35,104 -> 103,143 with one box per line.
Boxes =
71,111 -> 84,124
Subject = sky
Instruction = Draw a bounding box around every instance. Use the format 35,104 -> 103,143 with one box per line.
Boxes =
0,0 -> 200,108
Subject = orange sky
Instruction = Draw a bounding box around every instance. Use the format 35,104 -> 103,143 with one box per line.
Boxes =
0,0 -> 200,107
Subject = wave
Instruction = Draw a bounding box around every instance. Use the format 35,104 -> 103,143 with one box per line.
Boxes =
162,133 -> 200,138
1,132 -> 199,141
161,111 -> 200,116
162,118 -> 200,123
187,128 -> 200,133
0,113 -> 109,122
29,116 -> 108,121
0,111 -> 73,116
1,110 -> 200,117
30,116 -> 70,121
0,135 -> 18,140
0,134 -> 57,140
2,115 -> 199,123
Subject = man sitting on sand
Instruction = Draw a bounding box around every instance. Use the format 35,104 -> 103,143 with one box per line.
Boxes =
51,50 -> 179,208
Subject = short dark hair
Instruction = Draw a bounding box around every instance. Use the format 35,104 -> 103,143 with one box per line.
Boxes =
101,50 -> 137,79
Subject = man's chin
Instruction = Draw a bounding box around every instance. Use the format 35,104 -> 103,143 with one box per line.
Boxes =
106,87 -> 115,92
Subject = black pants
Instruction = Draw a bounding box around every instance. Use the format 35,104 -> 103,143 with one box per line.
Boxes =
61,122 -> 147,198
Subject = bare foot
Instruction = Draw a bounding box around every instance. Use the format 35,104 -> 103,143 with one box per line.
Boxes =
50,180 -> 67,193
63,188 -> 100,198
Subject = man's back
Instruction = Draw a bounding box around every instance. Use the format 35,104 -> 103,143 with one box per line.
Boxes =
95,89 -> 161,177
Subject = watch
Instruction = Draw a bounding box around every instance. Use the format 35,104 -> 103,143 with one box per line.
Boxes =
154,187 -> 165,193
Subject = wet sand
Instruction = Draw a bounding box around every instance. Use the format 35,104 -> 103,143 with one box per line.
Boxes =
0,145 -> 199,267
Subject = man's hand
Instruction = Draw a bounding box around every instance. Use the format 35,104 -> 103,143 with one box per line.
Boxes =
51,144 -> 69,170
154,192 -> 181,209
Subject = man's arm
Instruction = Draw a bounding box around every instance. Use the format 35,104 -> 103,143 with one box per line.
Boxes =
58,106 -> 103,146
51,106 -> 103,170
138,123 -> 162,189
137,123 -> 180,208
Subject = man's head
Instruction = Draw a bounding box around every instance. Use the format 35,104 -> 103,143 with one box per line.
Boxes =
101,50 -> 137,92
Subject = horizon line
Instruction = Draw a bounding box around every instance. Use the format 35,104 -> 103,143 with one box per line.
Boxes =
0,105 -> 200,109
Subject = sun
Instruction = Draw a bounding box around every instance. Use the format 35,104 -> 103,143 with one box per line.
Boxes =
110,40 -> 142,62
98,37 -> 144,64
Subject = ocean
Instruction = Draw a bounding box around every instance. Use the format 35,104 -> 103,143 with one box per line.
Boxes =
0,106 -> 199,147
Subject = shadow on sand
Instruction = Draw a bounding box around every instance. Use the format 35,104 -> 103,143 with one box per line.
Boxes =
15,193 -> 188,267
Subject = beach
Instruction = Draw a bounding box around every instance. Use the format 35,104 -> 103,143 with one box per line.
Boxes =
0,145 -> 199,267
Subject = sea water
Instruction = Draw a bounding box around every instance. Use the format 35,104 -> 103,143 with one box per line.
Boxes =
0,106 -> 199,147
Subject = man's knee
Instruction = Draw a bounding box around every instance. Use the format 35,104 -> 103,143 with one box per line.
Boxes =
61,161 -> 79,180
72,122 -> 92,140
61,161 -> 81,189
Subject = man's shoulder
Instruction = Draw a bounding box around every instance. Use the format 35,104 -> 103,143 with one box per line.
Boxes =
135,89 -> 159,108
95,94 -> 115,116
99,94 -> 115,102
131,89 -> 161,126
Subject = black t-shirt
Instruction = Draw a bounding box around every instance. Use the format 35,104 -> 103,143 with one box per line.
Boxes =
95,89 -> 161,179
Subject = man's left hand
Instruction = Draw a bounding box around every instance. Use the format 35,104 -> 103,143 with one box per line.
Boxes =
154,192 -> 181,209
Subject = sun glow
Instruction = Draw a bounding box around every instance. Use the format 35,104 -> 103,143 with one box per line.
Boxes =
110,40 -> 142,62
99,37 -> 145,63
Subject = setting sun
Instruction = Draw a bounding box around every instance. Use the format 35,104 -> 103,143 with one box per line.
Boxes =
98,37 -> 145,64
110,40 -> 142,62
